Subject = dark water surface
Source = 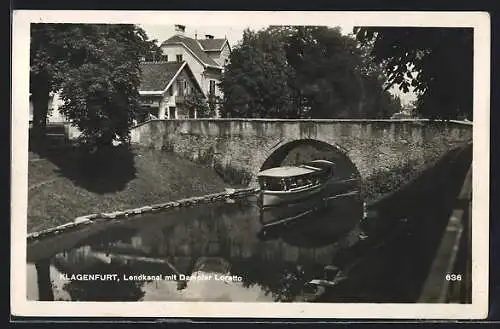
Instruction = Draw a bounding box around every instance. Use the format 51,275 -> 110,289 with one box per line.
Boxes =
27,194 -> 362,302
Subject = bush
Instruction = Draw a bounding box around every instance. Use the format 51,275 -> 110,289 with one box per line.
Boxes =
362,161 -> 420,202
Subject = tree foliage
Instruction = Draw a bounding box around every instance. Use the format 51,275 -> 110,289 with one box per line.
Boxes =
30,24 -> 160,146
355,27 -> 473,120
220,26 -> 402,119
185,92 -> 216,118
220,28 -> 297,118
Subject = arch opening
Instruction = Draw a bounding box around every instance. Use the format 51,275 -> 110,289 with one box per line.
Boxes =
254,139 -> 365,242
259,139 -> 361,182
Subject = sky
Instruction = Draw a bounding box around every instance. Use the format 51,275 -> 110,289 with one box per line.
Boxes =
140,24 -> 416,107
140,24 -> 355,48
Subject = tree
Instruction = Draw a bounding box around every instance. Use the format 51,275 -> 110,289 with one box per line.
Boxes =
30,24 -> 159,146
220,29 -> 298,118
354,27 -> 473,120
30,24 -> 69,141
221,26 -> 401,119
185,92 -> 216,118
283,26 -> 360,118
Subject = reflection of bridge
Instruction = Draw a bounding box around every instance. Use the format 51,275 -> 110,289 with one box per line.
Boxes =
30,199 -> 354,301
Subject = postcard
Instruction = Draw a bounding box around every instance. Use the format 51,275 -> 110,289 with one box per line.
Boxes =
11,10 -> 490,319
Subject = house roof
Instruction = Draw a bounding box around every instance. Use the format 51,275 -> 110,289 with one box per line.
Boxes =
139,61 -> 184,92
197,38 -> 227,51
139,61 -> 205,97
161,35 -> 221,68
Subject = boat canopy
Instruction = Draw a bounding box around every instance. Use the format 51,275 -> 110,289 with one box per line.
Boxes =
257,160 -> 334,179
308,159 -> 335,167
257,166 -> 318,178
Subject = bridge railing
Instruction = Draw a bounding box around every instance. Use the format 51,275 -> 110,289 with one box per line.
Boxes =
130,118 -> 473,130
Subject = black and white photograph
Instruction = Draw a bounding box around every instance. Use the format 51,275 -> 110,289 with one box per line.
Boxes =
11,11 -> 489,319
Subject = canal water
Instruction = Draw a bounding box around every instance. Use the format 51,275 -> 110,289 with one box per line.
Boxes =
26,143 -> 472,303
27,193 -> 362,302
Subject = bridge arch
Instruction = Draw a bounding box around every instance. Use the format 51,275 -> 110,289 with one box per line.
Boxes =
250,138 -> 362,189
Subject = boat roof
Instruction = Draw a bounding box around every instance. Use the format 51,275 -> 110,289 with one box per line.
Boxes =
257,165 -> 319,178
308,159 -> 335,165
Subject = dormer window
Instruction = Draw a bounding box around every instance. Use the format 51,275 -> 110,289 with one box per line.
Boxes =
176,54 -> 183,62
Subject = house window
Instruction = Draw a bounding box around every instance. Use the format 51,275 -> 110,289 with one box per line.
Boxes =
162,54 -> 168,61
177,80 -> 184,96
168,86 -> 173,96
169,107 -> 176,119
177,79 -> 189,96
176,54 -> 183,62
209,80 -> 216,96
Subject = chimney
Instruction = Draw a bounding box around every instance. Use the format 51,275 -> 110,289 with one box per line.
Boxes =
205,34 -> 214,39
174,25 -> 186,34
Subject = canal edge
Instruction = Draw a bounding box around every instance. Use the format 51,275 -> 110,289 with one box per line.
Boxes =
26,187 -> 259,243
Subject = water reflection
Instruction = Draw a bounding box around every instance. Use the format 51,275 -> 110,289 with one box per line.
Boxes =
28,195 -> 361,302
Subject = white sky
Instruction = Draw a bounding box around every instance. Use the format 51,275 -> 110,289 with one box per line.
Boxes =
140,23 -> 416,107
140,24 -> 355,49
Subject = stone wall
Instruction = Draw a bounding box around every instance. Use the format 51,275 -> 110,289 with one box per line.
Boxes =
130,119 -> 472,189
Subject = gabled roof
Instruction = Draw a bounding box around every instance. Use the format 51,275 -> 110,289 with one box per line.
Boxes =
197,38 -> 228,52
139,61 -> 184,92
139,61 -> 205,97
161,35 -> 221,68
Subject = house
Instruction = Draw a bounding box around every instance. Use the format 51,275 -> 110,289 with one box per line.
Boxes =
160,25 -> 231,115
29,92 -> 82,141
138,60 -> 205,120
29,92 -> 66,125
28,60 -> 205,140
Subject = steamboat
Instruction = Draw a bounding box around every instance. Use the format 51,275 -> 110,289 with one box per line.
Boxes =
257,159 -> 341,227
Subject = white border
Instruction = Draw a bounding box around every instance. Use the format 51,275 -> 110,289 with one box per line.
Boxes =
11,10 -> 490,319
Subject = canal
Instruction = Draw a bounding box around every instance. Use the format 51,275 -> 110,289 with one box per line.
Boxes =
26,143 -> 472,303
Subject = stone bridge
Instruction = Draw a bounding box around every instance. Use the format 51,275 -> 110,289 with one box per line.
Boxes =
130,119 -> 472,199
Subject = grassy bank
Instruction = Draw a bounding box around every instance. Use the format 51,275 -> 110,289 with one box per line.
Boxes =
28,146 -> 229,233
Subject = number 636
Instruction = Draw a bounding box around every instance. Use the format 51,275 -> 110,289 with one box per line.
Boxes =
446,274 -> 462,281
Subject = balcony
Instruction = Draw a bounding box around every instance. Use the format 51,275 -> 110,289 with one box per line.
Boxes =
139,100 -> 160,108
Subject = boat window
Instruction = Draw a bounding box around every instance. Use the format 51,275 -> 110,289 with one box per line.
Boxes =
259,177 -> 287,191
290,176 -> 314,189
259,171 -> 329,191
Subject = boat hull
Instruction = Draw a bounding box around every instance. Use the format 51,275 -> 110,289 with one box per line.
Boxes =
260,183 -> 325,208
258,177 -> 362,227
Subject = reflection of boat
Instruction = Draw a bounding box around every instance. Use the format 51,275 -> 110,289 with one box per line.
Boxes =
257,160 -> 344,227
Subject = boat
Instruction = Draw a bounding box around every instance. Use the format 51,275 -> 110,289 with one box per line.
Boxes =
257,160 -> 336,207
256,160 -> 336,226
